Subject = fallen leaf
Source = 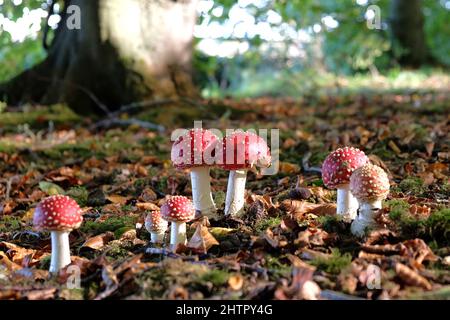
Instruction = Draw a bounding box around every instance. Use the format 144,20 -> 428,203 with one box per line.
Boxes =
38,181 -> 65,195
228,274 -> 244,291
186,224 -> 219,254
81,232 -> 114,250
395,263 -> 432,290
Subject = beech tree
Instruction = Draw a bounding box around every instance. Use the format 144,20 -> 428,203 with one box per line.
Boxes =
0,0 -> 198,115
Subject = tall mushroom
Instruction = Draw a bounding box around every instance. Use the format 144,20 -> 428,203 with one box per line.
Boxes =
171,128 -> 219,220
322,147 -> 368,220
145,209 -> 168,244
221,131 -> 271,217
33,195 -> 83,273
350,163 -> 390,236
160,196 -> 195,246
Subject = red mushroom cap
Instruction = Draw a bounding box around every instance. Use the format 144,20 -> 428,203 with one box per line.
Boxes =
322,147 -> 368,189
171,128 -> 219,169
145,210 -> 168,233
220,131 -> 271,170
33,195 -> 83,231
160,196 -> 195,223
350,163 -> 390,201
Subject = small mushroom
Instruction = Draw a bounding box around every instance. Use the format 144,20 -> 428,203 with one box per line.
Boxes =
322,147 -> 368,220
221,131 -> 271,217
171,128 -> 219,220
350,163 -> 390,236
145,210 -> 168,244
33,195 -> 83,273
160,196 -> 195,246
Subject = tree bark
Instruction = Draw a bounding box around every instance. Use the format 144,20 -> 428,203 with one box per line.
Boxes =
0,0 -> 198,115
389,0 -> 429,67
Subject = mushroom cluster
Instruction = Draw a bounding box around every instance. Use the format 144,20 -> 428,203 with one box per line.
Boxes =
170,128 -> 272,220
322,147 -> 390,236
322,147 -> 369,220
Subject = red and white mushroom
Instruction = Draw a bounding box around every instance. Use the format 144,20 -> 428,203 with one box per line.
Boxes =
33,195 -> 83,273
145,210 -> 168,244
160,196 -> 195,246
221,131 -> 271,217
322,147 -> 368,220
171,128 -> 219,220
350,163 -> 390,236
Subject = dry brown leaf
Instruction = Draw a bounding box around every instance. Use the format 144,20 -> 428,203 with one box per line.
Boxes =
106,194 -> 130,205
295,228 -> 333,248
281,200 -> 336,219
81,232 -> 114,250
186,224 -> 219,254
228,274 -> 244,291
395,263 -> 432,290
279,162 -> 301,174
136,202 -> 160,211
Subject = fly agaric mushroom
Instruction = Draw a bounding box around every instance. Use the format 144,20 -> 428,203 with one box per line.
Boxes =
145,210 -> 168,244
322,147 -> 368,220
160,196 -> 195,246
350,163 -> 390,236
171,128 -> 219,220
33,195 -> 83,273
221,131 -> 271,217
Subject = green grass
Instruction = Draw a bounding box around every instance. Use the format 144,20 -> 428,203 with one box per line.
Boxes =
202,67 -> 450,99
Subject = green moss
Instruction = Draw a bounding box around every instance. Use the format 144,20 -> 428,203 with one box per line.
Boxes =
265,255 -> 291,278
398,208 -> 450,246
0,105 -> 80,129
397,176 -> 426,195
66,186 -> 89,207
317,215 -> 348,235
199,269 -> 229,286
0,215 -> 22,232
104,242 -> 132,260
38,255 -> 51,270
80,215 -> 137,235
386,199 -> 410,220
254,216 -> 282,233
310,249 -> 352,274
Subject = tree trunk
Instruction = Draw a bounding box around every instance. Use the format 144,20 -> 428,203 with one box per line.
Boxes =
389,0 -> 429,67
0,0 -> 198,115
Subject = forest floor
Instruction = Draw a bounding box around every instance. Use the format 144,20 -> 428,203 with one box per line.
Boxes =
0,91 -> 449,300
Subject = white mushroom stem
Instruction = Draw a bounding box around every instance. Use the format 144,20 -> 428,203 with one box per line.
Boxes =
49,231 -> 71,273
224,169 -> 248,217
170,222 -> 187,246
190,167 -> 217,219
351,200 -> 383,236
150,232 -> 165,244
336,185 -> 359,220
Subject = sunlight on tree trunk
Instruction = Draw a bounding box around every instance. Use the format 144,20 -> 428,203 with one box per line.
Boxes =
0,0 -> 198,115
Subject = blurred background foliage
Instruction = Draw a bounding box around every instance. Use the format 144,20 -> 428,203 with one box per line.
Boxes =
1,0 -> 449,99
